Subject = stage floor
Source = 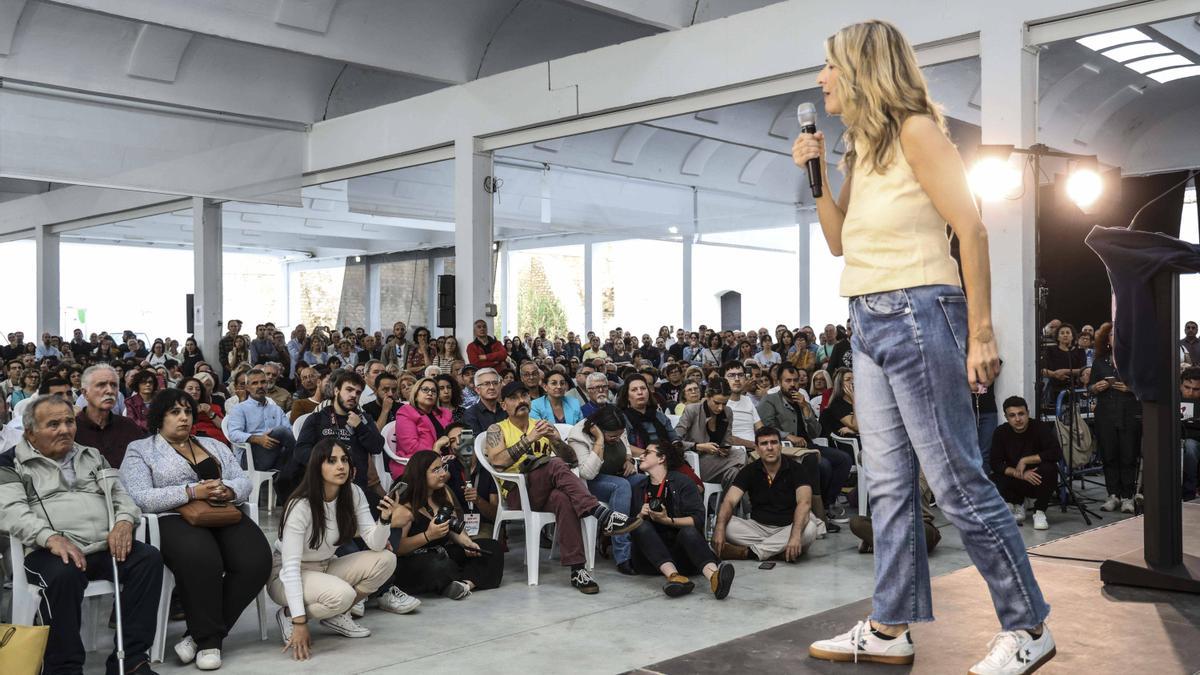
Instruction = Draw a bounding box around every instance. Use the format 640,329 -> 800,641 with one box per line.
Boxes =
637,503 -> 1200,675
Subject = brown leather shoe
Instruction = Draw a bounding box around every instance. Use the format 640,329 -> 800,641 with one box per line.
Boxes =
663,573 -> 694,597
719,543 -> 750,560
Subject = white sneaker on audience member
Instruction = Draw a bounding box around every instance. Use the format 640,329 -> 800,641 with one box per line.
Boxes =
969,625 -> 1056,674
375,586 -> 421,614
808,619 -> 915,665
275,608 -> 293,646
320,611 -> 371,638
174,635 -> 197,664
1012,503 -> 1026,525
1032,510 -> 1048,530
350,599 -> 366,618
1101,494 -> 1120,512
195,648 -> 222,671
1120,498 -> 1135,514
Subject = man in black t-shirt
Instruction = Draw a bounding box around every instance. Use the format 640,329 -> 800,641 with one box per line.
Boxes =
989,396 -> 1061,530
712,427 -> 821,561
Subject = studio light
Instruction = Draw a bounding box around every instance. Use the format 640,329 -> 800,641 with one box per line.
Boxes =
968,156 -> 1023,202
1066,167 -> 1103,209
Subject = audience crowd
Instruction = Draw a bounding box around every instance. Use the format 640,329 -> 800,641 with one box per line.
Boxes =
0,314 -> 1195,673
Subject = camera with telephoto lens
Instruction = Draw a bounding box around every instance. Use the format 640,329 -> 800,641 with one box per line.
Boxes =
648,497 -> 666,513
456,429 -> 476,460
433,505 -> 466,535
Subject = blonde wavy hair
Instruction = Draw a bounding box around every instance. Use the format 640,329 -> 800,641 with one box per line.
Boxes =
824,20 -> 947,174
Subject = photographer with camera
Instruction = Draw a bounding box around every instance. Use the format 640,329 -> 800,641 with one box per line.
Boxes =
389,450 -> 503,600
629,441 -> 735,598
439,422 -> 499,538
485,381 -> 642,594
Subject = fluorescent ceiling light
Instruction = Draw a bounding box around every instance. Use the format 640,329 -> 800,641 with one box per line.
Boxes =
1148,65 -> 1200,83
1077,28 -> 1151,51
1125,54 -> 1193,73
1101,41 -> 1170,62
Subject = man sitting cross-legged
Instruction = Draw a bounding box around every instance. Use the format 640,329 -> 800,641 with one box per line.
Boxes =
484,381 -> 642,594
711,426 -> 822,562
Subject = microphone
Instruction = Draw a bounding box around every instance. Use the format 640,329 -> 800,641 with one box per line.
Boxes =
796,102 -> 822,199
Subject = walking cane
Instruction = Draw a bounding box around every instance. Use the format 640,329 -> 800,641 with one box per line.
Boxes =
94,468 -> 126,674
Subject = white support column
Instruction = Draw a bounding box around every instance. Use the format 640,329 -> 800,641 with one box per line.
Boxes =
583,242 -> 594,334
501,246 -> 517,337
280,260 -> 292,328
35,224 -> 60,337
192,198 -> 223,364
683,188 -> 696,330
366,258 -> 381,333
454,138 -> 495,343
981,21 -> 1038,405
796,213 -> 811,328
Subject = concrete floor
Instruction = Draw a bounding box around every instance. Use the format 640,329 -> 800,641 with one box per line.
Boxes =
66,478 -> 1132,674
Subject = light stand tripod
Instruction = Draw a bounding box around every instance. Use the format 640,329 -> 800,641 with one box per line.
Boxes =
1055,367 -> 1102,526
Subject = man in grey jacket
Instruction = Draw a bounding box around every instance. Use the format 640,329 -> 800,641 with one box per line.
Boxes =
0,395 -> 162,675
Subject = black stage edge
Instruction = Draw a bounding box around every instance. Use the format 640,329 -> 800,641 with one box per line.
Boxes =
635,503 -> 1200,675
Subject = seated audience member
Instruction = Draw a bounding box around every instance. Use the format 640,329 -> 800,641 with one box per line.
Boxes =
809,369 -> 833,414
392,376 -> 454,479
620,375 -> 682,452
848,471 -> 941,555
657,362 -> 686,405
75,364 -> 147,467
435,373 -> 466,424
990,396 -> 1061,531
484,382 -> 642,593
1180,367 -> 1200,501
518,360 -> 545,400
674,378 -> 746,490
566,364 -> 594,408
270,438 -> 398,661
357,360 -> 386,405
7,368 -> 38,408
789,333 -> 817,376
180,337 -> 206,378
120,389 -> 271,670
531,370 -> 583,426
463,367 -> 506,435
819,367 -> 858,438
262,362 -> 293,412
225,367 -> 296,473
467,320 -> 509,373
720,362 -> 762,449
289,364 -> 330,423
458,363 -> 480,408
567,405 -> 643,574
124,369 -> 159,433
581,371 -> 613,417
406,327 -> 434,377
0,395 -> 163,675
293,370 -> 384,508
629,442 -> 735,599
712,427 -> 821,561
180,376 -> 229,444
363,371 -> 403,430
1088,323 -> 1140,513
390,450 -> 503,600
673,381 -> 704,416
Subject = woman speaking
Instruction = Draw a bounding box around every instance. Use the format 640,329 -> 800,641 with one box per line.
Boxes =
793,21 -> 1053,674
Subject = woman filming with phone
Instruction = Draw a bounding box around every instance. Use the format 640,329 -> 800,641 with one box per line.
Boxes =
1087,323 -> 1140,513
388,450 -> 503,601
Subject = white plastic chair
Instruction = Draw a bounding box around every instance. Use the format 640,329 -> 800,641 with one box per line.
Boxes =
684,449 -> 724,538
222,415 -> 276,516
291,412 -> 310,439
379,421 -> 407,492
141,512 -> 268,663
10,521 -> 148,652
831,433 -> 866,516
554,423 -> 574,441
474,434 -> 596,585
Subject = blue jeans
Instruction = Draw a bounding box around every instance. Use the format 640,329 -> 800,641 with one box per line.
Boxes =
587,473 -> 642,564
850,285 -> 1049,630
976,411 -> 999,476
1183,438 -> 1199,501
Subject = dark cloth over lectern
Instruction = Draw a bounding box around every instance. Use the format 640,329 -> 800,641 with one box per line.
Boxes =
1084,226 -> 1200,402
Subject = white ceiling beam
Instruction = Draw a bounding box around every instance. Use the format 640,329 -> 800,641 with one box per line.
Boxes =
562,0 -> 693,30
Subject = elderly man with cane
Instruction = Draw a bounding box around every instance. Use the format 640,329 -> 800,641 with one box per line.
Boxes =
0,395 -> 163,675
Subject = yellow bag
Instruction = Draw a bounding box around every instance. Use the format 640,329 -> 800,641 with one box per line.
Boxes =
0,624 -> 49,675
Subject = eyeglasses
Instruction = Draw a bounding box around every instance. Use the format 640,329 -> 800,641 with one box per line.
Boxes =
725,372 -> 745,379
417,387 -> 437,395
478,380 -> 500,387
431,464 -> 449,474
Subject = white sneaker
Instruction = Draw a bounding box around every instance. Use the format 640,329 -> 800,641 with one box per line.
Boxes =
174,635 -> 197,664
969,626 -> 1056,674
275,607 -> 293,646
1100,494 -> 1120,511
349,599 -> 366,618
809,619 -> 915,665
1012,503 -> 1026,525
195,648 -> 222,671
375,586 -> 421,614
320,611 -> 371,638
1120,498 -> 1135,514
1032,510 -> 1048,531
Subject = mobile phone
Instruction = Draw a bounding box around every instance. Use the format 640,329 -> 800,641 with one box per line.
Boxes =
758,561 -> 776,570
1105,376 -> 1116,383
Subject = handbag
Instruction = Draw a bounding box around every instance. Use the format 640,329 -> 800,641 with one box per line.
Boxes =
176,438 -> 243,528
0,624 -> 50,675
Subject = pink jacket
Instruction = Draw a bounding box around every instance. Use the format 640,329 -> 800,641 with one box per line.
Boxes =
391,404 -> 453,478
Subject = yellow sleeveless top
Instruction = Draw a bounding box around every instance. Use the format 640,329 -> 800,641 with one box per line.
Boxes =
494,418 -> 552,498
838,136 -> 962,298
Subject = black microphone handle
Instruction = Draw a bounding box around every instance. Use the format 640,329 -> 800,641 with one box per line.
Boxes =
800,122 -> 823,199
